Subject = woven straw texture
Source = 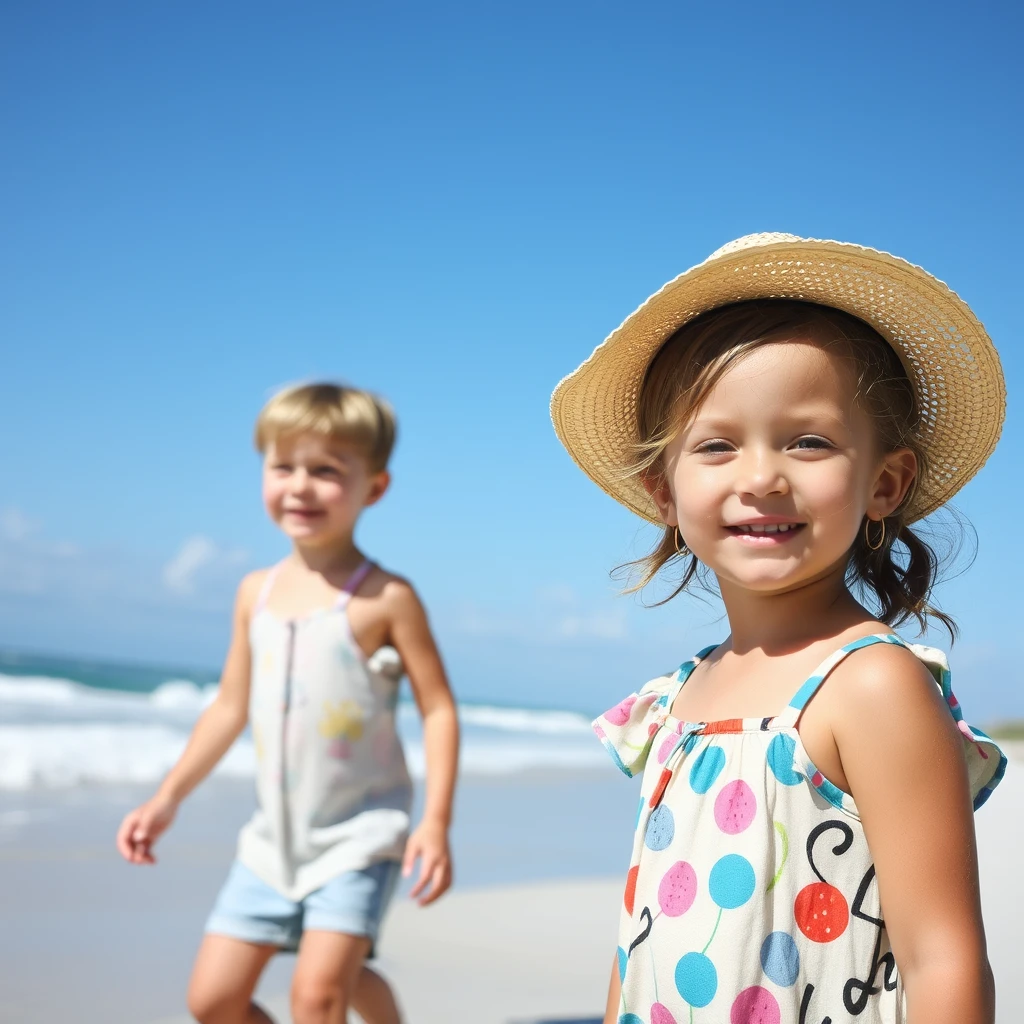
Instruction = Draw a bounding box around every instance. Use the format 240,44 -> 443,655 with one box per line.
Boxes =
551,233 -> 1005,524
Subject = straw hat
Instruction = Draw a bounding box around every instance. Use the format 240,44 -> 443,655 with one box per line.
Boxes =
550,232 -> 1005,524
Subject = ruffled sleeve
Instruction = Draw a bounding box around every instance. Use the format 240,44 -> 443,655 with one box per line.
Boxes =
909,643 -> 1007,810
593,674 -> 676,778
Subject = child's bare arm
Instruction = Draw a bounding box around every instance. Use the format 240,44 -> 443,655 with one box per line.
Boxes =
115,572 -> 260,865
832,644 -> 994,1024
385,579 -> 459,905
603,956 -> 621,1024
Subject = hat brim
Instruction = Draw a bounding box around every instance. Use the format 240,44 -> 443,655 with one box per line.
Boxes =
551,235 -> 1005,524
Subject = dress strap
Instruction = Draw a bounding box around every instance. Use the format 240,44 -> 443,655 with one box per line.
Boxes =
333,560 -> 374,607
774,633 -> 907,729
252,562 -> 285,615
665,644 -> 720,710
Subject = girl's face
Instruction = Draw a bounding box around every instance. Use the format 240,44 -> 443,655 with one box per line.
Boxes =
649,340 -> 915,597
262,433 -> 389,547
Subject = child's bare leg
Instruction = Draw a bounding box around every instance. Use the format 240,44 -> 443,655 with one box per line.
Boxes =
290,930 -> 371,1024
187,935 -> 278,1024
353,964 -> 402,1024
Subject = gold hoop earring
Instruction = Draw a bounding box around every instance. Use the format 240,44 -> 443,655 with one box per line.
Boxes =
864,517 -> 886,551
674,526 -> 690,557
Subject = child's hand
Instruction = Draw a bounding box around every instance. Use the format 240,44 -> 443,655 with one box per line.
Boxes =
402,819 -> 452,906
116,794 -> 178,865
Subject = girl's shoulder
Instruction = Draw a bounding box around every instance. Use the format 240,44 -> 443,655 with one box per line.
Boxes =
236,566 -> 277,615
824,635 -> 1005,809
362,567 -> 421,617
827,633 -> 941,700
815,633 -> 965,725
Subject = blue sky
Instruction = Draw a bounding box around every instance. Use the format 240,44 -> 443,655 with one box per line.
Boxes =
2,1 -> 1022,720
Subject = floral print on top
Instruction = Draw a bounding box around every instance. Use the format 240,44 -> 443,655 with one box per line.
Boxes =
594,634 -> 1005,1024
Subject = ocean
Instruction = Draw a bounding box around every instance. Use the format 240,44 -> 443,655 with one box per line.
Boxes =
0,647 -> 607,790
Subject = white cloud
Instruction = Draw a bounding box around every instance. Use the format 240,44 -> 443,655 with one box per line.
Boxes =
554,607 -> 628,641
0,507 -> 39,543
0,507 -> 82,595
162,536 -> 247,596
450,583 -> 630,645
452,605 -> 519,638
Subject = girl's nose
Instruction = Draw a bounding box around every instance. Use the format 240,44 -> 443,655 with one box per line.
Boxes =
735,449 -> 789,498
289,468 -> 313,492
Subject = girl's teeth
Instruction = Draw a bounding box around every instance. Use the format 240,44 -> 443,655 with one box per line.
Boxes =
738,523 -> 797,533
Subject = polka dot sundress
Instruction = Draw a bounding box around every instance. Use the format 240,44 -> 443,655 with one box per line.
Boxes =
593,634 -> 1005,1024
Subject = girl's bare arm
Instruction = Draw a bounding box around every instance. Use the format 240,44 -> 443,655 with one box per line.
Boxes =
115,572 -> 261,864
386,579 -> 459,905
604,956 -> 621,1024
832,644 -> 994,1024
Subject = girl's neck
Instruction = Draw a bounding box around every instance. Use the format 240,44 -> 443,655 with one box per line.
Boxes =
289,538 -> 363,576
717,562 -> 872,656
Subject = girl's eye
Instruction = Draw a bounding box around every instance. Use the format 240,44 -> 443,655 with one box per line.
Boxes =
792,436 -> 834,451
694,440 -> 734,455
313,465 -> 342,477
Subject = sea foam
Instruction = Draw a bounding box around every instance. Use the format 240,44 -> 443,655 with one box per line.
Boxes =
0,673 -> 605,789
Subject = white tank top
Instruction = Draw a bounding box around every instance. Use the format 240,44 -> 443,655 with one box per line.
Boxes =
236,560 -> 412,900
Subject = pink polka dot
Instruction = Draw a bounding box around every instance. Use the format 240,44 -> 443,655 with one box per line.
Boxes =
730,986 -> 780,1024
714,779 -> 757,834
658,734 -> 678,764
651,1003 -> 678,1024
658,860 -> 698,917
605,695 -> 638,725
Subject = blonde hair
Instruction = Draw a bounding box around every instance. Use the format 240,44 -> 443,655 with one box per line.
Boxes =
622,299 -> 955,637
254,382 -> 397,472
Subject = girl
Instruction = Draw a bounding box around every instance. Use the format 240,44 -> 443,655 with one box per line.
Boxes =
117,383 -> 460,1024
551,234 -> 1007,1024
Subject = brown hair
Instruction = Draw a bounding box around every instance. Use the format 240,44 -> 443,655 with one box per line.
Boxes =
254,382 -> 397,473
623,299 -> 955,637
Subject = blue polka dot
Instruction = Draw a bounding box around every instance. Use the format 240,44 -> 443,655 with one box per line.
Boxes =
767,733 -> 802,786
688,744 -> 726,794
616,945 -> 627,981
760,930 -> 800,986
675,951 -> 718,1007
645,804 -> 675,851
708,853 -> 756,910
618,1016 -> 643,1024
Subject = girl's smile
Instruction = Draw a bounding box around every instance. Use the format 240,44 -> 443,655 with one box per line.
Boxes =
724,518 -> 807,543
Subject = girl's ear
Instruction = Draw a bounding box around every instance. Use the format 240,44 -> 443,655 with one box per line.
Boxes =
869,448 -> 918,519
364,470 -> 391,507
641,470 -> 678,527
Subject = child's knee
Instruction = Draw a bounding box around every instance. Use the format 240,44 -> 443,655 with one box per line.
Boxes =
290,975 -> 350,1024
186,981 -> 240,1024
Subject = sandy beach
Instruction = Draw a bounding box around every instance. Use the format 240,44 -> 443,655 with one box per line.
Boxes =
1,755 -> 1021,1024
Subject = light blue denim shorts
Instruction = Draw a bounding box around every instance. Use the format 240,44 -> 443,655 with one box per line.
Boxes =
205,859 -> 401,954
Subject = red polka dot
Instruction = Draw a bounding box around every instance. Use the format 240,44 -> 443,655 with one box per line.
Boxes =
794,882 -> 849,943
624,864 -> 639,916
